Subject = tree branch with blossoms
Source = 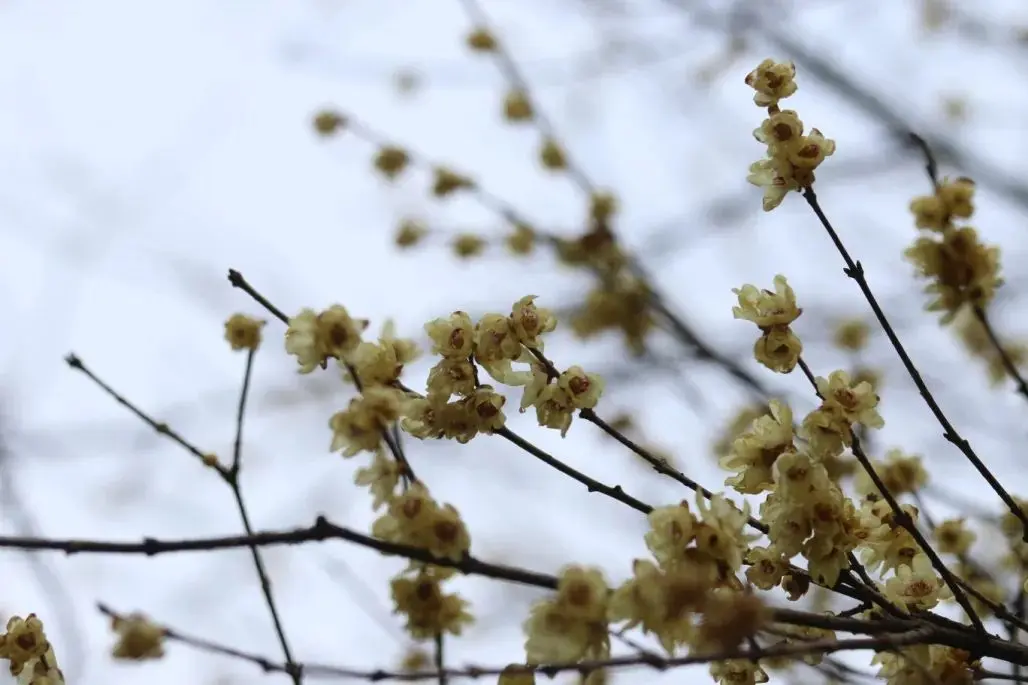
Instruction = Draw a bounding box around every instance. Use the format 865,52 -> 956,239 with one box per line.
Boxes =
10,26 -> 1028,685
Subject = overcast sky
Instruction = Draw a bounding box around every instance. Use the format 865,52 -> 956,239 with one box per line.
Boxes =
3,1 -> 1028,684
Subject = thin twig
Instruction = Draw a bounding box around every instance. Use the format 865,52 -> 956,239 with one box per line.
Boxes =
494,426 -> 652,514
973,307 -> 1028,406
94,602 -> 941,680
793,357 -> 921,619
906,137 -> 1028,409
801,186 -> 1028,541
851,431 -> 984,634
454,0 -> 595,194
65,353 -> 225,476
434,633 -> 446,685
227,268 -> 417,484
231,349 -> 256,475
67,350 -> 301,682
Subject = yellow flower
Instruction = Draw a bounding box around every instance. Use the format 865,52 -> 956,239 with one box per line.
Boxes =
557,366 -> 604,410
466,27 -> 497,52
395,218 -> 428,248
798,405 -> 849,458
753,109 -> 804,153
505,223 -> 536,255
391,570 -> 474,639
534,384 -> 575,436
224,313 -> 265,351
329,387 -> 403,457
910,194 -> 948,231
425,311 -> 475,359
503,90 -> 534,122
720,399 -> 794,494
934,518 -> 975,556
937,176 -> 976,219
589,191 -> 618,222
313,109 -> 346,136
693,591 -> 768,653
786,128 -> 836,170
555,566 -> 610,623
110,613 -> 165,660
854,449 -> 926,498
432,167 -> 474,197
883,554 -> 951,612
744,58 -> 797,107
644,501 -> 697,569
744,546 -> 788,590
905,226 -> 1003,322
539,138 -> 567,170
524,567 -> 610,664
350,320 -> 419,387
354,448 -> 402,510
833,319 -> 870,352
815,370 -> 884,429
746,157 -> 799,211
754,326 -> 803,373
732,275 -> 802,328
462,385 -> 507,433
285,305 -> 368,373
372,484 -> 471,566
0,615 -> 49,674
374,145 -> 411,180
710,659 -> 769,685
452,233 -> 486,259
510,296 -> 557,349
608,559 -> 708,654
427,358 -> 477,400
695,493 -> 753,573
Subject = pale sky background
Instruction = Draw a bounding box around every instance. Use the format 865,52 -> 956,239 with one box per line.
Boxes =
3,0 -> 1028,684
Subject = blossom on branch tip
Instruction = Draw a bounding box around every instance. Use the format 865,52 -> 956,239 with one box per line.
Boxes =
285,305 -> 368,373
744,59 -> 797,107
223,313 -> 265,351
110,613 -> 165,661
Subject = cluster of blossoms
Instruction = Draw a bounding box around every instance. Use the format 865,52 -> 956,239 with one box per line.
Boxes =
280,305 -> 478,640
872,644 -> 976,685
207,52 -> 1028,685
725,270 -> 955,619
732,274 -> 803,373
406,297 -> 602,439
520,493 -> 797,685
0,615 -> 64,685
744,59 -> 836,211
905,176 -> 1003,323
281,295 -> 607,651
